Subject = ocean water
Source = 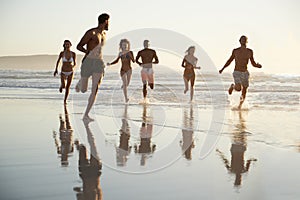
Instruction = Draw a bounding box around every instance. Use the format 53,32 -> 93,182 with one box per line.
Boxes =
1,67 -> 300,199
0,67 -> 299,110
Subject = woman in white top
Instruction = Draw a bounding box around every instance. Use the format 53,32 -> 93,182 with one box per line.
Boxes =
54,40 -> 76,103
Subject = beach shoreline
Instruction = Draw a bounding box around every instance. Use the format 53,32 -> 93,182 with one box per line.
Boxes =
0,96 -> 299,199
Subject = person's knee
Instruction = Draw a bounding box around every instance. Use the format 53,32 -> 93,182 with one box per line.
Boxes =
242,87 -> 248,94
235,84 -> 241,91
81,88 -> 87,93
149,83 -> 154,89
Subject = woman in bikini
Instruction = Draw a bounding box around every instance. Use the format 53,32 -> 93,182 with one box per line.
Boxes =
107,39 -> 135,103
54,40 -> 76,103
181,46 -> 201,101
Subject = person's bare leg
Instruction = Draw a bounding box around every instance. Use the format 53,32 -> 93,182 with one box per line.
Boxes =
64,74 -> 73,104
190,77 -> 195,101
121,74 -> 129,102
60,74 -> 66,93
234,84 -> 241,92
238,86 -> 247,109
83,73 -> 103,120
184,78 -> 189,94
228,83 -> 234,95
126,70 -> 132,86
143,83 -> 147,99
80,77 -> 88,93
190,86 -> 194,101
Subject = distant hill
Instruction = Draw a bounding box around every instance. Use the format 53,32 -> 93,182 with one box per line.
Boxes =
0,54 -> 115,70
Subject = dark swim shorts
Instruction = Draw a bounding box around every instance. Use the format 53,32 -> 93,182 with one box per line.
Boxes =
81,57 -> 105,77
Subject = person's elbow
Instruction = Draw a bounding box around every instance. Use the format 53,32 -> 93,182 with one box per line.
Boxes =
76,44 -> 82,51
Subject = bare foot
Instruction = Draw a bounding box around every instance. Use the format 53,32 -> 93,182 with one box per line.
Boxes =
83,115 -> 94,122
59,86 -> 63,93
228,84 -> 234,95
184,88 -> 188,94
238,96 -> 244,109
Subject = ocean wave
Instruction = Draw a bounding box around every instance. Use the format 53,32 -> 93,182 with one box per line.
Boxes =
0,69 -> 299,110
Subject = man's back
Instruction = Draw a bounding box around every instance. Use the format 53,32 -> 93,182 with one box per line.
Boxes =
137,48 -> 157,64
233,47 -> 253,72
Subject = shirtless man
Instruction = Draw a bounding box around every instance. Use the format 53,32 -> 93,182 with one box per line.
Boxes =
76,13 -> 109,120
219,36 -> 262,109
136,40 -> 159,99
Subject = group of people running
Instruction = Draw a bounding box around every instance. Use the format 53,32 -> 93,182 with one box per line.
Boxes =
54,13 -> 262,120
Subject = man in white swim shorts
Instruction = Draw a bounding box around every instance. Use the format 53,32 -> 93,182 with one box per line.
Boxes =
136,40 -> 159,99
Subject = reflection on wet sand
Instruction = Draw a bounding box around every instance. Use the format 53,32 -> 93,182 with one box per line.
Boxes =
134,105 -> 156,166
217,111 -> 257,187
73,119 -> 103,200
52,104 -> 74,166
116,105 -> 131,166
180,105 -> 195,160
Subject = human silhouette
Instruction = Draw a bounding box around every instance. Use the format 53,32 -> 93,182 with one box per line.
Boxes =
216,111 -> 257,187
134,105 -> 156,166
107,39 -> 135,103
116,105 -> 131,166
136,40 -> 159,100
53,104 -> 74,166
219,36 -> 262,109
73,119 -> 103,200
181,46 -> 201,101
180,105 -> 195,160
75,13 -> 110,121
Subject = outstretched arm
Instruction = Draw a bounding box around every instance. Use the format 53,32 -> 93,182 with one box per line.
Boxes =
250,51 -> 262,68
108,55 -> 120,66
54,52 -> 63,76
216,149 -> 231,170
245,158 -> 257,172
219,50 -> 235,74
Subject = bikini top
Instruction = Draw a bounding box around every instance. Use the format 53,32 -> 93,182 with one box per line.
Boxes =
120,52 -> 131,60
62,52 -> 74,63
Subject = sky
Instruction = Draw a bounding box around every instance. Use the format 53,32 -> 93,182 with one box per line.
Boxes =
0,0 -> 299,74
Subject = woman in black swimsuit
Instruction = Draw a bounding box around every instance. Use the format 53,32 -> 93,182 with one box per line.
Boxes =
108,39 -> 135,103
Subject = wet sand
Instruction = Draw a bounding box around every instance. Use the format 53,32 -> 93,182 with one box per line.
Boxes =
0,98 -> 299,200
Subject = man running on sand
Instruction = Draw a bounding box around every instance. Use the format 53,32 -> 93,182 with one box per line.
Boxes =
136,40 -> 159,99
76,13 -> 109,120
219,35 -> 262,109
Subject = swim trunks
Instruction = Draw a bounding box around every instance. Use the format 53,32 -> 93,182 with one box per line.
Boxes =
80,57 -> 105,78
141,68 -> 154,84
233,70 -> 249,88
